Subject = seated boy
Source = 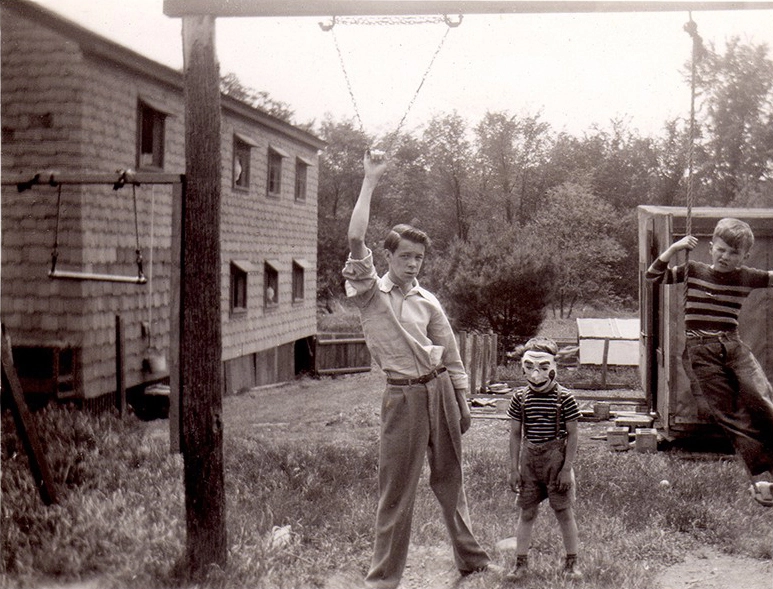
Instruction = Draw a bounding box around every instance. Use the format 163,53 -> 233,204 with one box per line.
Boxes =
505,337 -> 582,581
646,217 -> 773,506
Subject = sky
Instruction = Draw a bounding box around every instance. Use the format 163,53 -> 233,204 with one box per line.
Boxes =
29,0 -> 773,138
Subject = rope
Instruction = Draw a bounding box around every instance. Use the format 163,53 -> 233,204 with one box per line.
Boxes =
321,15 -> 462,154
682,13 -> 703,313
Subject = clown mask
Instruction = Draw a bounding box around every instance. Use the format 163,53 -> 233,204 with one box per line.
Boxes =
522,350 -> 557,393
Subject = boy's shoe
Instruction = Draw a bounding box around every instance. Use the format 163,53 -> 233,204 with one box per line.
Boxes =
504,562 -> 528,582
750,481 -> 773,507
459,563 -> 505,577
562,560 -> 583,581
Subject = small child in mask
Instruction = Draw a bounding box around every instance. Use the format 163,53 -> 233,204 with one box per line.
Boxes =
505,337 -> 582,582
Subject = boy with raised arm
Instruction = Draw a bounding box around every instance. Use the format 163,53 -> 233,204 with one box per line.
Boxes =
646,217 -> 773,506
343,150 -> 498,588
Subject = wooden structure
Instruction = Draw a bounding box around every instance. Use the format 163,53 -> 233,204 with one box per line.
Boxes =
1,1 -> 324,410
2,327 -> 58,505
164,1 -> 773,17
314,333 -> 372,376
638,206 -> 773,440
162,0 -> 773,579
458,331 -> 498,395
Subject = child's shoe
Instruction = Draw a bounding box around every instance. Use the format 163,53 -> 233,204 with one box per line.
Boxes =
750,481 -> 773,507
504,556 -> 528,583
562,555 -> 583,581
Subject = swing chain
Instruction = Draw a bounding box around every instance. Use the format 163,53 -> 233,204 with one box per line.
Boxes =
321,14 -> 462,154
319,14 -> 462,29
48,169 -> 146,282
114,168 -> 145,281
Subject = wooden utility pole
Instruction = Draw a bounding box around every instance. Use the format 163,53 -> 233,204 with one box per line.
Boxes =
180,15 -> 227,579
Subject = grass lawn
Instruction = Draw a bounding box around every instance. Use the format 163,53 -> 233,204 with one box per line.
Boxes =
3,365 -> 773,589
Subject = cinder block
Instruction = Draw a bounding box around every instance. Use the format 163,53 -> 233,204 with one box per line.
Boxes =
635,428 -> 658,453
607,427 -> 630,452
614,412 -> 654,430
593,401 -> 611,420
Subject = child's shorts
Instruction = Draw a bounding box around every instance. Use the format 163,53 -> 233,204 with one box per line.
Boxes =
516,437 -> 575,511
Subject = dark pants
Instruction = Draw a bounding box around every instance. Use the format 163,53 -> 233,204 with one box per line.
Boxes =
686,332 -> 773,476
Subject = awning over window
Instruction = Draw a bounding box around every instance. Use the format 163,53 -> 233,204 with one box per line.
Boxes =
296,155 -> 314,167
234,132 -> 259,148
269,145 -> 290,158
138,95 -> 175,116
293,258 -> 312,269
231,260 -> 258,273
265,259 -> 282,272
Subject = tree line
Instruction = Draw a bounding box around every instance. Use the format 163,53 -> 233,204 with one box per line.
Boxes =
236,37 -> 770,349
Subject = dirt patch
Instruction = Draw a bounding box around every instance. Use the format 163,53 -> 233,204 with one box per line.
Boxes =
653,547 -> 773,589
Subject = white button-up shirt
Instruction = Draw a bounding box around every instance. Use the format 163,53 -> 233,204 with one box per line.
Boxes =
343,248 -> 469,391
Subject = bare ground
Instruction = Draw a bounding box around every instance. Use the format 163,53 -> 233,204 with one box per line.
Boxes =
213,368 -> 773,589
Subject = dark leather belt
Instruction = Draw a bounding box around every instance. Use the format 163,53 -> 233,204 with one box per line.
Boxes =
685,331 -> 737,345
387,366 -> 447,386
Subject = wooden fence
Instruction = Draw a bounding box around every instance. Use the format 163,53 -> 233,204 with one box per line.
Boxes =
314,332 -> 372,376
458,331 -> 498,395
314,330 -> 499,395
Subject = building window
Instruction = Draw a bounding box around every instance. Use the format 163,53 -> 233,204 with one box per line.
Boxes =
230,261 -> 254,314
292,259 -> 309,302
137,100 -> 166,169
295,157 -> 310,202
233,136 -> 253,190
265,260 -> 280,307
267,146 -> 289,197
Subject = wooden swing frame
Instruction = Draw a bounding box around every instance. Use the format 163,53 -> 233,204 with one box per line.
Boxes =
13,171 -> 161,284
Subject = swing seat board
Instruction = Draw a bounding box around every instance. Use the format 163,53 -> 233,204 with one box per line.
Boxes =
49,270 -> 147,284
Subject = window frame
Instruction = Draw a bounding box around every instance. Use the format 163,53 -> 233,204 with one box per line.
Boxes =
233,134 -> 257,191
230,260 -> 255,315
292,258 -> 310,303
137,99 -> 167,170
294,156 -> 311,202
267,145 -> 289,198
264,260 -> 280,308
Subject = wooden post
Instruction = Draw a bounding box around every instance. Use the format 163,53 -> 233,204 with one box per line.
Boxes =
169,181 -> 183,453
115,315 -> 126,417
470,333 -> 480,395
458,331 -> 467,372
601,338 -> 610,390
1,327 -> 58,505
481,333 -> 491,389
181,15 -> 227,578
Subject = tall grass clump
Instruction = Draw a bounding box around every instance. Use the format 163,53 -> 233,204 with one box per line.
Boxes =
1,404 -> 185,589
218,435 -> 379,587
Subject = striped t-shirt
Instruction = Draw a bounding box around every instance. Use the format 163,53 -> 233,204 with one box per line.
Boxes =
507,384 -> 581,444
646,259 -> 770,332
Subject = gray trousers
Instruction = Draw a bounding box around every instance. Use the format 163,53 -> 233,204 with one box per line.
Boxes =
365,372 -> 489,589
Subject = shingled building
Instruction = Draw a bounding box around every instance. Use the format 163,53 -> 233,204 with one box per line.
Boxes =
1,0 -> 325,408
